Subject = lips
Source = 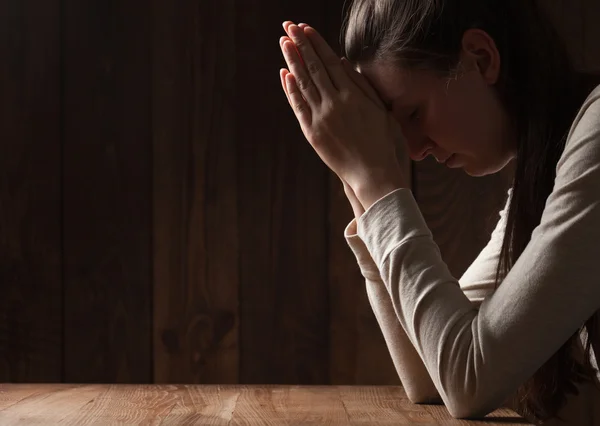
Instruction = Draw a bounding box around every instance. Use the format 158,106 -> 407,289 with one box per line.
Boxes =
445,154 -> 463,168
442,154 -> 454,164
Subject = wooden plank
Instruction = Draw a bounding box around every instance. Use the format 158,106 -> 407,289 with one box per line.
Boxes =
327,0 -> 412,382
582,0 -> 600,71
62,385 -> 178,425
152,0 -> 239,385
0,385 -> 530,425
414,158 -> 510,279
62,0 -> 152,383
423,404 -> 530,426
324,0 -> 423,385
230,386 -> 348,426
339,386 -> 434,424
162,385 -> 241,425
325,0 -> 391,386
0,0 -> 62,382
0,384 -> 66,411
539,0 -> 586,70
237,2 -> 330,384
328,176 -> 407,385
0,385 -> 101,425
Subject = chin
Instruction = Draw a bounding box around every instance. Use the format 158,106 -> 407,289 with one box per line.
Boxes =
463,157 -> 513,177
463,167 -> 490,177
462,163 -> 498,177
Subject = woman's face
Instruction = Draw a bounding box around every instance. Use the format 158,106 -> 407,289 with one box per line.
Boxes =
359,40 -> 517,177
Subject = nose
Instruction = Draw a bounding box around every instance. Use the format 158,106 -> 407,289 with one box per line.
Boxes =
405,135 -> 435,161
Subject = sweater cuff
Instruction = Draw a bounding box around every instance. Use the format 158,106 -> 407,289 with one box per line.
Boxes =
344,219 -> 382,281
357,188 -> 432,268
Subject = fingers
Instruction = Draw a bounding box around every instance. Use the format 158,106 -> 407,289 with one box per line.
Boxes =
285,73 -> 312,127
341,58 -> 385,109
281,33 -> 322,106
280,68 -> 291,106
284,24 -> 337,97
301,25 -> 352,92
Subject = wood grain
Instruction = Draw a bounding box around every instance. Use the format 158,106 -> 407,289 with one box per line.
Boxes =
328,177 -> 401,386
539,0 -> 586,70
0,384 -> 65,411
62,0 -> 152,383
328,165 -> 410,385
161,385 -> 242,425
339,386 -> 435,424
0,0 -> 62,382
325,0 -> 401,386
0,385 -> 101,425
582,0 -> 600,71
0,384 -> 530,425
62,385 -> 179,425
152,0 -> 239,385
326,0 -> 413,382
237,2 -> 330,384
231,386 -> 348,425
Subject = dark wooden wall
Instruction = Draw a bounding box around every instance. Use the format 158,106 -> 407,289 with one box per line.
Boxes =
0,0 -> 598,385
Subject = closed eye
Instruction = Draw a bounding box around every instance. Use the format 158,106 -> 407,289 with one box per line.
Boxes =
409,108 -> 420,121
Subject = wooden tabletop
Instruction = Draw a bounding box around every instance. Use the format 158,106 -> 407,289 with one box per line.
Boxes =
0,384 -> 530,425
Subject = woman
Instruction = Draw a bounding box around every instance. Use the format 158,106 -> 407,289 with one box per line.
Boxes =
278,0 -> 600,424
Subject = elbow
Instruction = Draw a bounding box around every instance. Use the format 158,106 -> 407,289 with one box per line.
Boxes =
404,385 -> 442,405
404,383 -> 498,418
444,394 -> 495,420
405,387 -> 493,418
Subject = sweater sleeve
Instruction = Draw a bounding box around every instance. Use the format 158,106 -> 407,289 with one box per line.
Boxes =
343,190 -> 510,403
356,88 -> 600,418
457,188 -> 512,306
344,219 -> 440,403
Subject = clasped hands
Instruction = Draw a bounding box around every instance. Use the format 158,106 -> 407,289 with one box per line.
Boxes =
278,21 -> 407,217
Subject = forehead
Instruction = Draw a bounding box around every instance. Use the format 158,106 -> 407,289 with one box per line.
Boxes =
357,62 -> 413,103
358,62 -> 436,105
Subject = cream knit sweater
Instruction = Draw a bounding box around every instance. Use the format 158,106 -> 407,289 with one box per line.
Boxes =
344,85 -> 600,425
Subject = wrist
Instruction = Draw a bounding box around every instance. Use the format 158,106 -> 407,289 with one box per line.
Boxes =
354,169 -> 407,211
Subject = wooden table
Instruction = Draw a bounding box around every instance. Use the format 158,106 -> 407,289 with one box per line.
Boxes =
0,384 -> 529,425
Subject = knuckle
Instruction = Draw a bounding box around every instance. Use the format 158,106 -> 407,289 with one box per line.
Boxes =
294,38 -> 306,50
294,102 -> 308,114
297,77 -> 313,92
324,56 -> 341,68
306,61 -> 322,75
321,103 -> 339,121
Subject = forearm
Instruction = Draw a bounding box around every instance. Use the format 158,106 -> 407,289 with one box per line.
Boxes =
345,219 -> 440,403
365,275 -> 442,404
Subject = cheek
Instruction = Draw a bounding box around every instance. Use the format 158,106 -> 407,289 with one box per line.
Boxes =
429,81 -> 500,154
424,92 -> 477,151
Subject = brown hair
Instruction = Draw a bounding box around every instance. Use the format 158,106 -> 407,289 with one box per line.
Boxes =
342,0 -> 599,422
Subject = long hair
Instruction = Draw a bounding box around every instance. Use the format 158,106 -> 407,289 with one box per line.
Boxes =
342,0 -> 599,422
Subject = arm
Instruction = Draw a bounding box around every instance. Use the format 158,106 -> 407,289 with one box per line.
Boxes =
345,219 -> 440,403
344,190 -> 510,403
356,89 -> 600,418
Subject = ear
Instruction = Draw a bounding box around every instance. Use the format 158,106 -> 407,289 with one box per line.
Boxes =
460,29 -> 501,85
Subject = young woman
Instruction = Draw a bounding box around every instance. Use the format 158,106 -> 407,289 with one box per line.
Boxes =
278,0 -> 600,424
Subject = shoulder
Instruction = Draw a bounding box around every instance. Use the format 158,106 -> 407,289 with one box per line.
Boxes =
557,84 -> 600,187
565,84 -> 600,145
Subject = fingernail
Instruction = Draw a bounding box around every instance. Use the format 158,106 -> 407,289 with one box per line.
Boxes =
298,23 -> 307,28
